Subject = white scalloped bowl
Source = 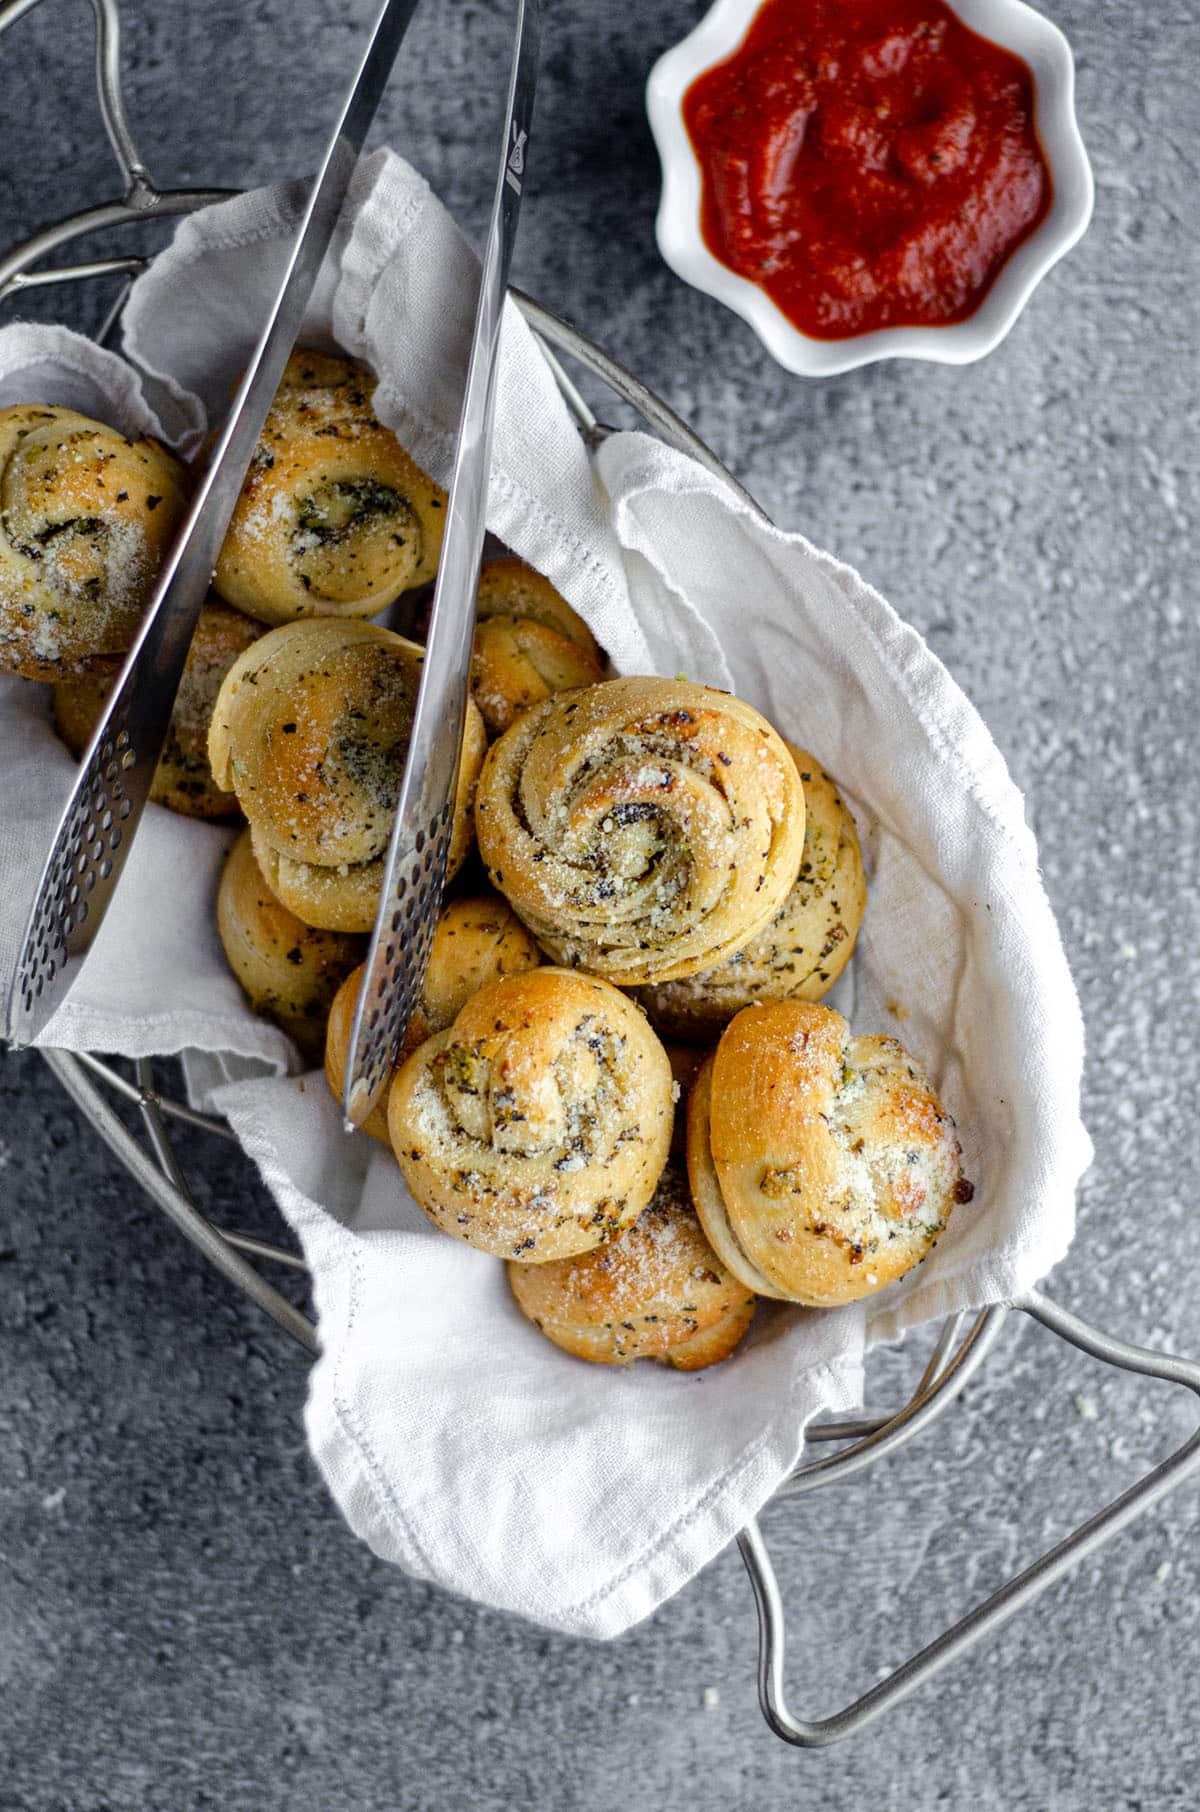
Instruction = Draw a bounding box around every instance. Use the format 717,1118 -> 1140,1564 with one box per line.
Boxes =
646,0 -> 1094,376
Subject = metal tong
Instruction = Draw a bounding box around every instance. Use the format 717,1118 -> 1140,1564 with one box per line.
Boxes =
6,0 -> 541,1071
5,0 -> 422,1045
342,0 -> 540,1126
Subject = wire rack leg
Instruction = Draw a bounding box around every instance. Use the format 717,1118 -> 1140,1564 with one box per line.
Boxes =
740,1289 -> 1200,1747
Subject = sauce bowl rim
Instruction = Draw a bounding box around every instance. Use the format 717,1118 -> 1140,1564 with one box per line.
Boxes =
645,0 -> 1095,376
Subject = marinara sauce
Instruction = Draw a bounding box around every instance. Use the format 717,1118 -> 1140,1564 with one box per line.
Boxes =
683,0 -> 1052,338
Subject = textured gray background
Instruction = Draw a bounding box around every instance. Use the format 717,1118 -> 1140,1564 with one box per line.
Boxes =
2,0 -> 1198,1806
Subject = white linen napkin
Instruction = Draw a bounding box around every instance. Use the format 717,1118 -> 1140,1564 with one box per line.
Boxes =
0,149 -> 1091,1636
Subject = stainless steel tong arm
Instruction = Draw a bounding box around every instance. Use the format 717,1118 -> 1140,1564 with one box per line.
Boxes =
342,0 -> 542,1127
6,0 -> 423,1047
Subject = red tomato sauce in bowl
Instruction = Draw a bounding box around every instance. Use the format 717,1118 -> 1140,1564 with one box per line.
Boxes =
682,0 -> 1052,339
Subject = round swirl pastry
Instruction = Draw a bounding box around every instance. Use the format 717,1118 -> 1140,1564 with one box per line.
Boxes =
324,894 -> 544,1144
507,1164 -> 754,1369
474,676 -> 806,987
639,749 -> 866,1039
0,404 -> 188,679
208,618 -> 486,932
687,1001 -> 974,1307
212,351 -> 446,625
388,967 -> 673,1261
470,557 -> 603,737
325,964 -> 394,1145
217,830 -> 364,1063
53,599 -> 261,818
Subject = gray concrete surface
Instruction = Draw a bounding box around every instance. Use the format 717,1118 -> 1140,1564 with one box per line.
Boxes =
2,0 -> 1198,1806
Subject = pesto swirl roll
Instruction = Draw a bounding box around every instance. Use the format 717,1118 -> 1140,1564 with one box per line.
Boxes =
217,829 -> 364,1064
208,617 -> 486,932
53,598 -> 261,818
507,1162 -> 755,1369
388,967 -> 674,1261
470,556 -> 604,737
687,1001 -> 973,1307
213,351 -> 446,625
474,676 -> 806,987
324,895 -> 544,1145
0,404 -> 188,679
638,748 -> 866,1039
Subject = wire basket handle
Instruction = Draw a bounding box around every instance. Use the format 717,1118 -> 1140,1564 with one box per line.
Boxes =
740,1290 -> 1200,1745
0,0 -> 232,305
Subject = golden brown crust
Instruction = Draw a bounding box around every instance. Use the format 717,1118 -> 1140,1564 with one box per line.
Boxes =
660,1297 -> 756,1370
687,1053 -> 791,1300
0,404 -> 189,680
639,748 -> 866,1039
507,1164 -> 754,1368
51,678 -> 99,760
324,964 -> 394,1144
474,676 -> 805,987
470,558 -> 603,737
323,895 -> 543,1144
418,892 -> 546,1031
475,557 -> 601,648
687,1001 -> 972,1306
53,599 -> 261,818
212,351 -> 446,625
217,830 -> 364,1062
208,617 -> 486,930
388,966 -> 673,1262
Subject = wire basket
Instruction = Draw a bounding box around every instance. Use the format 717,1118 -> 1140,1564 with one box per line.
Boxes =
4,0 -> 1199,1749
